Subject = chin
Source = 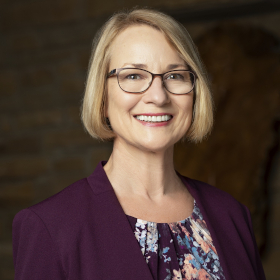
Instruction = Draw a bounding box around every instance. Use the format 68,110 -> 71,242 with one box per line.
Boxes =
116,131 -> 185,153
135,139 -> 175,153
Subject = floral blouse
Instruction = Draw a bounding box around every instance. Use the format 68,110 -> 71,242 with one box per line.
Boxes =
126,200 -> 226,280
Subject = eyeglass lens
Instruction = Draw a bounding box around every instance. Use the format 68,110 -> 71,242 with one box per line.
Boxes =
117,69 -> 195,94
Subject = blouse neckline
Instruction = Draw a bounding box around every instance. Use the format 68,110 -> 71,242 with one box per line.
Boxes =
125,199 -> 196,224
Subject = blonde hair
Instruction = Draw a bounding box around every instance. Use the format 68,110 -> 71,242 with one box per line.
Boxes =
81,8 -> 213,143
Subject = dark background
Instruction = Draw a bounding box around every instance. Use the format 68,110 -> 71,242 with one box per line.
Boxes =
1,0 -> 280,279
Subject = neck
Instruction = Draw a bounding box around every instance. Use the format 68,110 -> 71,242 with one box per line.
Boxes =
104,138 -> 183,202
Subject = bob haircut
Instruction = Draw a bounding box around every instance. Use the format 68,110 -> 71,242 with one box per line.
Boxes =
81,8 -> 213,143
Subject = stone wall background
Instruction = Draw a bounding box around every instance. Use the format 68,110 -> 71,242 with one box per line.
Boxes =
1,0 -> 280,279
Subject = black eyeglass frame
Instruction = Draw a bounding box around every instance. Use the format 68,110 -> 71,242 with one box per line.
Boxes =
107,67 -> 197,95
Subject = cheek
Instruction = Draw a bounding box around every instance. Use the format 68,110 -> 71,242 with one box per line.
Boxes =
106,82 -> 121,117
176,94 -> 194,116
175,95 -> 194,132
106,84 -> 142,120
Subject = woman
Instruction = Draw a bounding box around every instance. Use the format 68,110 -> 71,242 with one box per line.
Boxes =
13,8 -> 266,280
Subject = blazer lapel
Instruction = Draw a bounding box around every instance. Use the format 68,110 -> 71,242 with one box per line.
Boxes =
87,161 -> 154,280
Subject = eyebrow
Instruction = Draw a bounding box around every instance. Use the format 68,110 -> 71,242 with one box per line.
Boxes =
121,63 -> 188,71
121,63 -> 147,69
166,64 -> 188,70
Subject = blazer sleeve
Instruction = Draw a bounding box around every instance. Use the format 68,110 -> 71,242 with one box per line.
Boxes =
12,209 -> 66,280
244,206 -> 267,280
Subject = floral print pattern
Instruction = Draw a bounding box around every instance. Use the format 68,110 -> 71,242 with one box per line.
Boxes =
126,200 -> 226,280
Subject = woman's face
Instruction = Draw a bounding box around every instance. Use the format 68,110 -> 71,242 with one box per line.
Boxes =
106,25 -> 194,152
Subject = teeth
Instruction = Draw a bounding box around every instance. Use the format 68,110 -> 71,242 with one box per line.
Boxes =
135,115 -> 172,122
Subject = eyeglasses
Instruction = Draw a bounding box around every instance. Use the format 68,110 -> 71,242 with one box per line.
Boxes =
107,68 -> 196,95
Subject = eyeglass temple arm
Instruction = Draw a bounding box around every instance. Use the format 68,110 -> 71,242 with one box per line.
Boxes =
107,69 -> 117,78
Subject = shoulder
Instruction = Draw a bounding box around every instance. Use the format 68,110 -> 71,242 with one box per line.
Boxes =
13,177 -> 93,230
181,174 -> 239,201
181,175 -> 251,221
32,177 -> 90,212
181,175 -> 256,243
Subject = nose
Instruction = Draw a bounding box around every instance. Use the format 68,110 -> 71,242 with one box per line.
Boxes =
142,76 -> 170,106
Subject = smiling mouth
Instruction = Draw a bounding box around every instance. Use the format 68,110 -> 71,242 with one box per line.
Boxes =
134,114 -> 173,123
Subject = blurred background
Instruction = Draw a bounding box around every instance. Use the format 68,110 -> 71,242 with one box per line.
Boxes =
1,0 -> 280,279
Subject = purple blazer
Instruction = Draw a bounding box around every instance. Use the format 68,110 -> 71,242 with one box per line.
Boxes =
13,161 -> 266,280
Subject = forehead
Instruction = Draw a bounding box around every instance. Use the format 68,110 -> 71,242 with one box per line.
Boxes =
108,25 -> 185,70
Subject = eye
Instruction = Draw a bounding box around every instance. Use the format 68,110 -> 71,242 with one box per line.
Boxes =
166,73 -> 184,80
126,74 -> 142,80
